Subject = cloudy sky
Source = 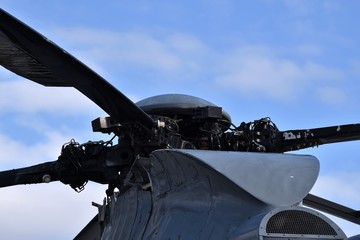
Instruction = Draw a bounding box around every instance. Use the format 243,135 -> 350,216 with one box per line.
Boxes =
0,1 -> 359,239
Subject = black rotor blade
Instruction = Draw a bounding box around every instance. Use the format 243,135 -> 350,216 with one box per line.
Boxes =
0,9 -> 153,130
0,161 -> 59,188
303,193 -> 360,225
278,123 -> 360,152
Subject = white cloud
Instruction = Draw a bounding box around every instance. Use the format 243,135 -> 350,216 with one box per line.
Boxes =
311,172 -> 360,204
26,26 -> 350,107
318,87 -> 348,106
281,0 -> 339,16
350,60 -> 360,77
215,49 -> 344,100
47,27 -> 214,83
0,129 -> 77,167
0,182 -> 107,240
167,33 -> 207,52
296,44 -> 324,57
0,134 -> 27,166
217,58 -> 300,99
54,28 -> 183,72
322,1 -> 340,13
0,78 -> 101,116
282,0 -> 313,15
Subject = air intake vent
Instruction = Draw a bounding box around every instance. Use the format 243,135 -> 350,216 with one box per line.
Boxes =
259,206 -> 346,239
266,210 -> 336,235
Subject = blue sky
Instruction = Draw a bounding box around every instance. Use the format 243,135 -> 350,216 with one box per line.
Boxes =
0,1 -> 359,239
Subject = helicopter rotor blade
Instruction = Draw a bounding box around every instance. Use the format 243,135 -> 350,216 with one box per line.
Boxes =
0,161 -> 59,188
0,8 -> 154,130
303,193 -> 360,225
277,123 -> 360,152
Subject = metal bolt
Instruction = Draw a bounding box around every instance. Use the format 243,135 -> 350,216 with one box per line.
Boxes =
42,174 -> 51,183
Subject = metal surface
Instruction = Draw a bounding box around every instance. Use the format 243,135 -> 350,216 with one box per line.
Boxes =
136,93 -> 232,122
97,149 -> 344,240
101,149 -> 273,239
179,149 -> 320,206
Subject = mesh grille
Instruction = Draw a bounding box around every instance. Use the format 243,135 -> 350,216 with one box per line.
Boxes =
266,210 -> 337,235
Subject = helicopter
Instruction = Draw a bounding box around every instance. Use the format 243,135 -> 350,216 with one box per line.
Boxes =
0,7 -> 359,240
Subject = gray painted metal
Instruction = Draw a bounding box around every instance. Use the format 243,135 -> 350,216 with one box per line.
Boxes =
136,93 -> 232,122
175,149 -> 320,206
98,149 -> 331,239
101,188 -> 152,239
101,149 -> 273,239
